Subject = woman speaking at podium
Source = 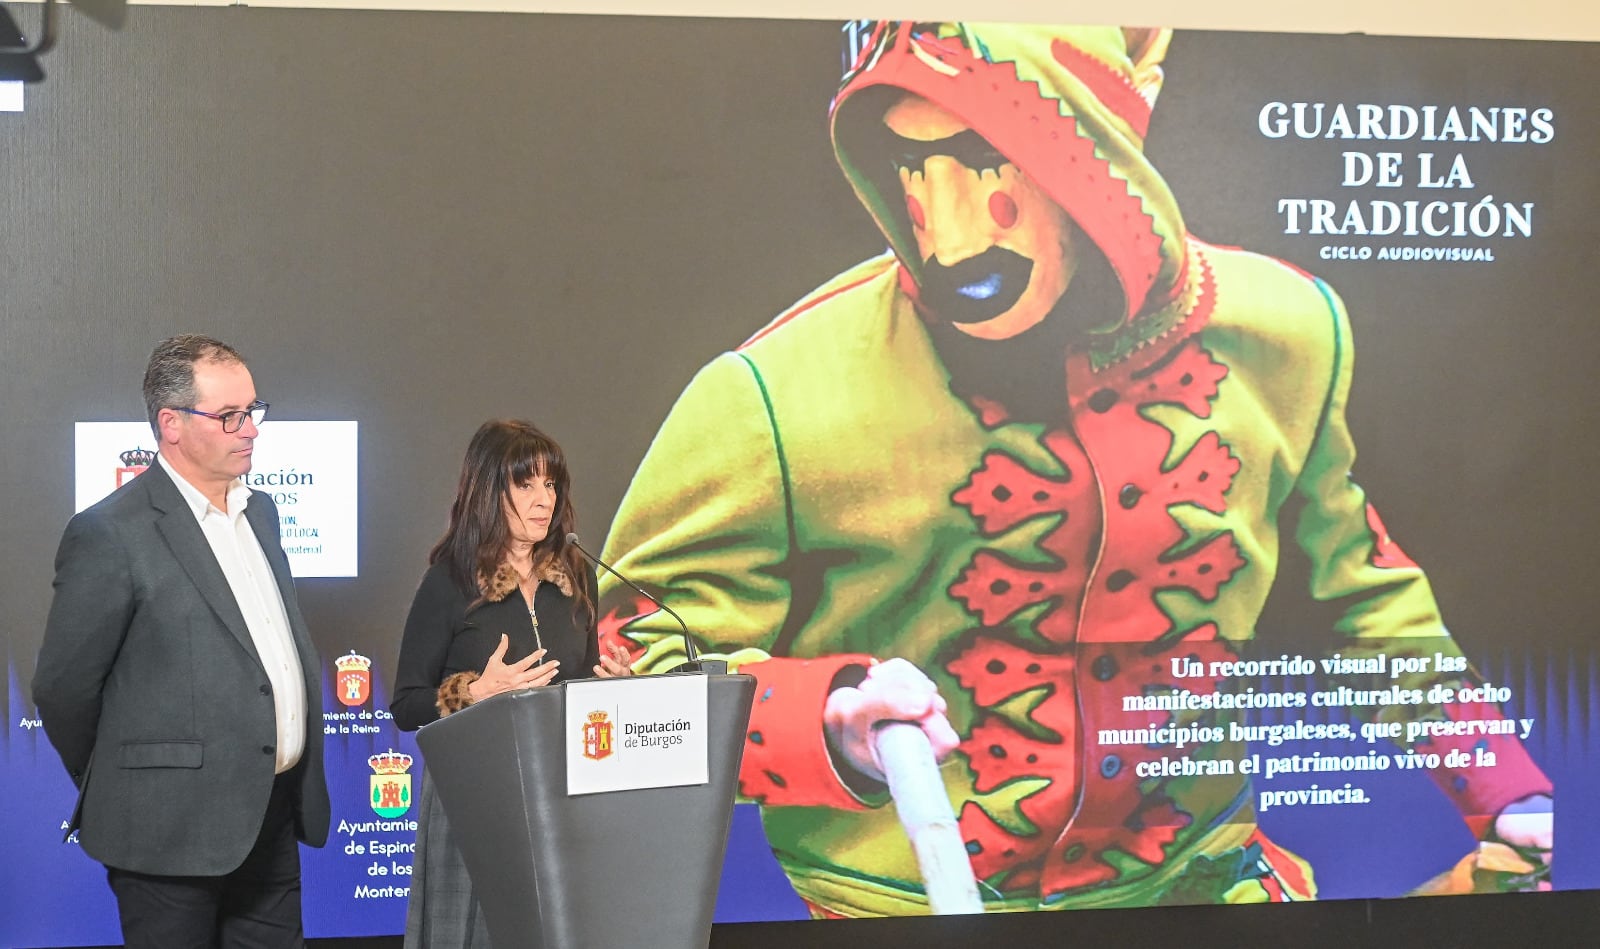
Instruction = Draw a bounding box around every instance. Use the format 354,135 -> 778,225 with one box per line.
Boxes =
391,418 -> 633,948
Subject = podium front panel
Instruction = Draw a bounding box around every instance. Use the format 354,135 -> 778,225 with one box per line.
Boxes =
416,673 -> 756,949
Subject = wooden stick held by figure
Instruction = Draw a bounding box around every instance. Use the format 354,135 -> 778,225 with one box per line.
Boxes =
875,722 -> 983,914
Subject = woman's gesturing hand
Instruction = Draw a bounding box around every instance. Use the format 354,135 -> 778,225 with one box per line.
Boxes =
469,633 -> 561,701
594,642 -> 635,678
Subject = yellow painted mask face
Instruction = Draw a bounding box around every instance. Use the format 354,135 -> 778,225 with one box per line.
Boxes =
884,92 -> 1079,340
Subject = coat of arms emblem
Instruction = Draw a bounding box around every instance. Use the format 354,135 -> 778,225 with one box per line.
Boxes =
582,710 -> 614,761
335,652 -> 372,707
116,447 -> 155,488
369,751 -> 413,818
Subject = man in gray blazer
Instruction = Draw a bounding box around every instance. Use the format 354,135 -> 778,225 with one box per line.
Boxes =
33,334 -> 329,948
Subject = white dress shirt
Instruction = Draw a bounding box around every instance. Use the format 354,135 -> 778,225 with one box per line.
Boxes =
159,454 -> 306,773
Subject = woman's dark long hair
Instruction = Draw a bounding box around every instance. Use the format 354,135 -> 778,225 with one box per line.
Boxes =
428,419 -> 595,626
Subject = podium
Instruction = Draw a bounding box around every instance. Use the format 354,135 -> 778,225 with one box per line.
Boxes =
414,672 -> 755,949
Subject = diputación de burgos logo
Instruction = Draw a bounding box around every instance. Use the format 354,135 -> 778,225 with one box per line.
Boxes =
335,651 -> 373,707
582,710 -> 614,761
368,751 -> 413,818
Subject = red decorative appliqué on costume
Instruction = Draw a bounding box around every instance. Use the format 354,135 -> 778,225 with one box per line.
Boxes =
942,284 -> 1246,893
1366,502 -> 1419,570
597,595 -> 655,661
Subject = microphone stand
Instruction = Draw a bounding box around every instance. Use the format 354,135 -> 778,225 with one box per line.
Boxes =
566,533 -> 726,675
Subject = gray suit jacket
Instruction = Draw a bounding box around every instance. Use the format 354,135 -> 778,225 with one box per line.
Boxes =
32,461 -> 330,876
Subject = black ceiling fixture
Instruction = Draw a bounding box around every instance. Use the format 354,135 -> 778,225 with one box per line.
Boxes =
0,0 -> 127,83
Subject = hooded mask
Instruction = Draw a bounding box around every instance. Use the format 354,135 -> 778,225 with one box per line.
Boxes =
831,22 -> 1196,369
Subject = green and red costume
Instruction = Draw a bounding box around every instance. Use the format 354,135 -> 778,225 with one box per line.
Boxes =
598,22 -> 1549,915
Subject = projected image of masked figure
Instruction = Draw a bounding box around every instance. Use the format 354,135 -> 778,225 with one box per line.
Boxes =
597,22 -> 1553,915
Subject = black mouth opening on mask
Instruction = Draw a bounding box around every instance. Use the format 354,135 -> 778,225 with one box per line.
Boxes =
918,247 -> 1035,325
927,239 -> 1128,424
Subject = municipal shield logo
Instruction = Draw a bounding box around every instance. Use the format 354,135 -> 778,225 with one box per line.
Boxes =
335,652 -> 372,707
582,710 -> 614,761
369,751 -> 413,818
116,447 -> 155,489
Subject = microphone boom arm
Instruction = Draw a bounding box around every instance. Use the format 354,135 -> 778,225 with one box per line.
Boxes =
566,533 -> 723,674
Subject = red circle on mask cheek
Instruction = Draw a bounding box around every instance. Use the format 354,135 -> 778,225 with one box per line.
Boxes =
989,192 -> 1019,229
906,195 -> 926,229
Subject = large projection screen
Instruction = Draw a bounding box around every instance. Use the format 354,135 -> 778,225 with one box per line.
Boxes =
1,6 -> 1595,947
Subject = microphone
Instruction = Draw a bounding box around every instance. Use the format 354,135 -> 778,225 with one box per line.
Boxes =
566,533 -> 726,675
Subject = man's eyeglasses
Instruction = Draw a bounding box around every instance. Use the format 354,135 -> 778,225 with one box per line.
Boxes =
175,400 -> 269,434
